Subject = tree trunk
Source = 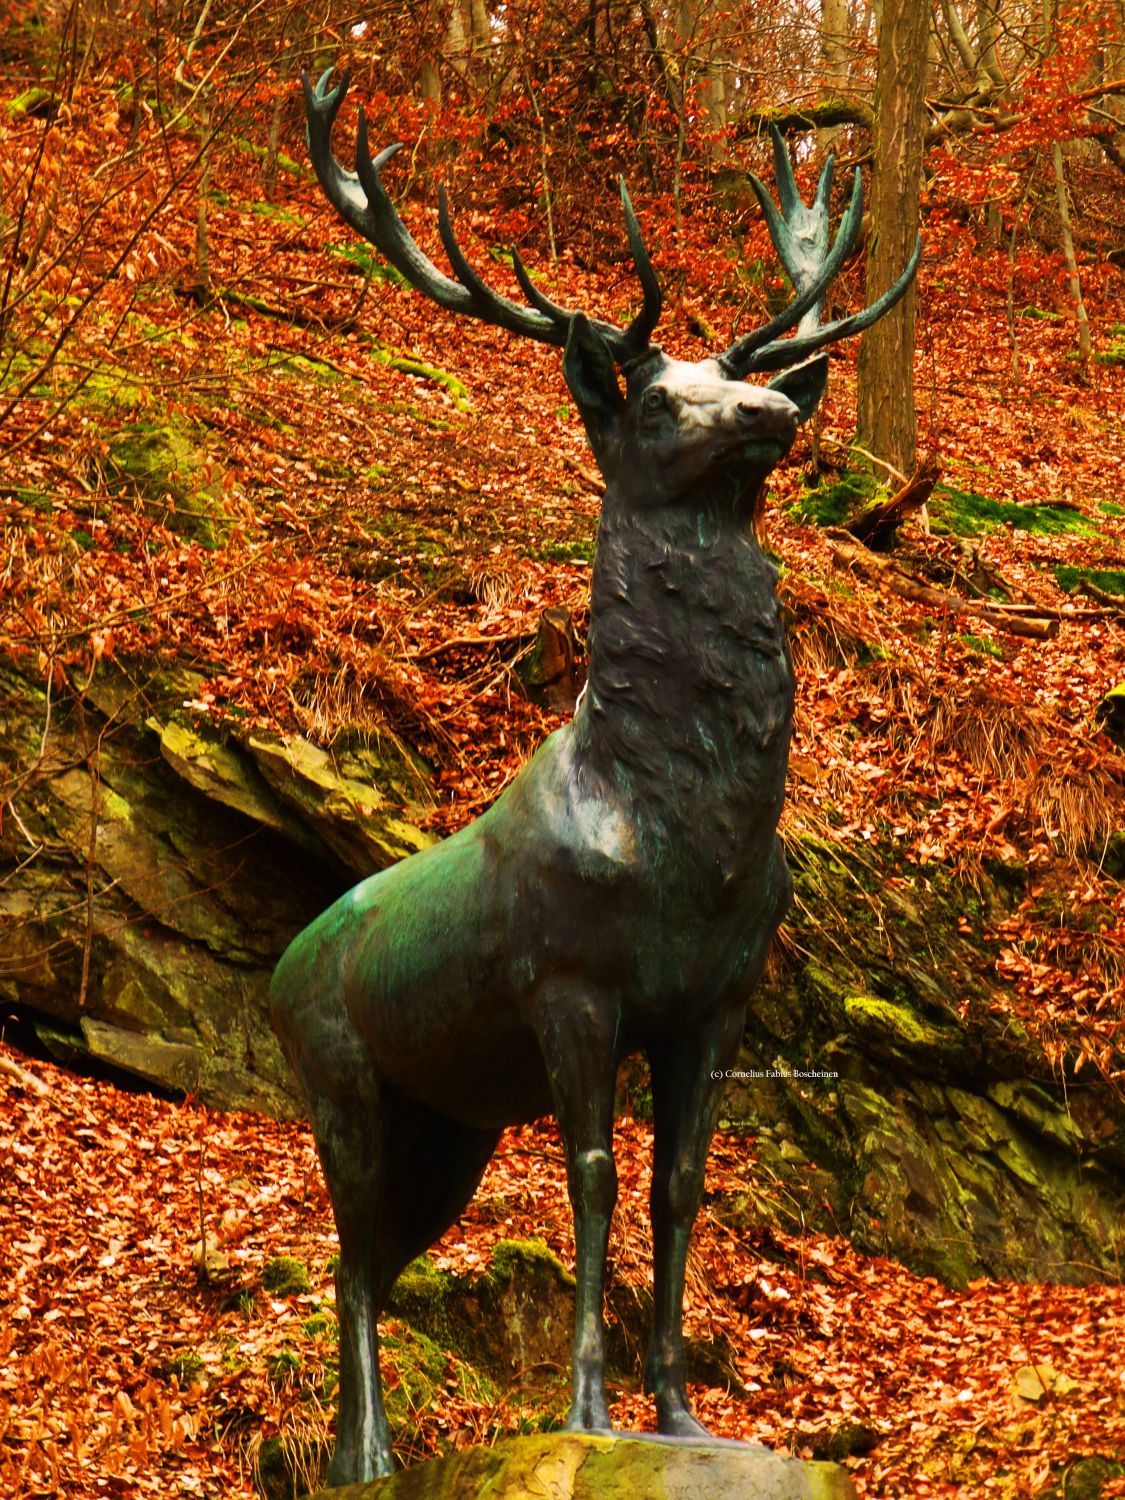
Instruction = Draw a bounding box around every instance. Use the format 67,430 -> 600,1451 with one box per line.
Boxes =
855,0 -> 929,476
818,0 -> 851,150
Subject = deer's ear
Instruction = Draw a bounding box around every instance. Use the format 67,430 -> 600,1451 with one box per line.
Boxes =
768,355 -> 829,425
563,314 -> 624,466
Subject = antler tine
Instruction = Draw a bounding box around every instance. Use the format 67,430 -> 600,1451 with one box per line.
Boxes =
616,179 -> 664,359
769,123 -> 802,222
743,234 -> 923,375
434,186 -> 575,343
303,67 -> 382,242
718,168 -> 862,378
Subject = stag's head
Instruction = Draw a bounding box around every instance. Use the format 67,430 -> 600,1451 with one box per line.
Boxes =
303,69 -> 920,522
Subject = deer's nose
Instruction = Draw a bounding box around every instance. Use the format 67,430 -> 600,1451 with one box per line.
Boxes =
734,394 -> 798,437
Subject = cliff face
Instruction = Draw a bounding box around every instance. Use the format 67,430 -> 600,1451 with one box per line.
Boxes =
2,655 -> 1123,1286
0,657 -> 434,1115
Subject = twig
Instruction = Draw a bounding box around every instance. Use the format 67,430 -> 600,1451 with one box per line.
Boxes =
410,630 -> 533,663
0,1053 -> 50,1096
828,535 -> 1060,639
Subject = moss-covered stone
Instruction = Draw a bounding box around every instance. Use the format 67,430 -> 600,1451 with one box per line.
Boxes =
104,419 -> 229,546
308,1431 -> 856,1498
0,658 -> 435,1113
388,1240 -> 574,1380
719,835 -> 1125,1285
262,1256 -> 311,1296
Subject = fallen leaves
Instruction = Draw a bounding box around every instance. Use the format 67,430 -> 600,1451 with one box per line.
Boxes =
2,1046 -> 1124,1498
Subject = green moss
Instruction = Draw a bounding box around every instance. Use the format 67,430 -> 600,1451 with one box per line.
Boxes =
265,1346 -> 302,1387
377,350 -> 472,412
159,1350 -> 203,1383
8,87 -> 54,117
302,1312 -> 339,1343
931,485 -> 1098,538
791,469 -> 883,528
487,1238 -> 575,1291
328,242 -> 409,285
382,1324 -> 496,1435
1037,1457 -> 1125,1500
1055,564 -> 1125,597
246,200 -> 305,224
261,1255 -> 311,1296
1098,500 -> 1125,517
526,537 -> 596,565
104,420 -> 229,547
1097,684 -> 1125,746
958,633 -> 1004,659
1097,336 -> 1125,367
843,994 -> 961,1057
1015,306 -> 1061,321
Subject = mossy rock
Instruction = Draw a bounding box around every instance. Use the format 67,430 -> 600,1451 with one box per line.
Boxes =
389,1239 -> 574,1380
720,835 -> 1125,1286
104,420 -> 229,546
261,1256 -> 311,1296
1096,685 -> 1125,748
1036,1455 -> 1125,1500
307,1431 -> 856,1498
255,1431 -> 329,1500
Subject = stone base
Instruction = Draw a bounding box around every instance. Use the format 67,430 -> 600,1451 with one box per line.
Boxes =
314,1432 -> 856,1499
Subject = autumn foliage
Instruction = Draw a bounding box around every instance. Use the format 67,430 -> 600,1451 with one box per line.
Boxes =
2,0 -> 1125,1495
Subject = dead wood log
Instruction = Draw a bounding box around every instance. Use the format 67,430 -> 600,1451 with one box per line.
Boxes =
518,606 -> 583,712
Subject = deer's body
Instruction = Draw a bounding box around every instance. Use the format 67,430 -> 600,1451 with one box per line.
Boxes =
272,70 -> 919,1483
276,498 -> 793,1129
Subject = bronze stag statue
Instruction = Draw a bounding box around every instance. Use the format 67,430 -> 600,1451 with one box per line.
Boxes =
272,67 -> 921,1484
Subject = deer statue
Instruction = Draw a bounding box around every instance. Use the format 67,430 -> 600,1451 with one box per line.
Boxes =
272,66 -> 921,1485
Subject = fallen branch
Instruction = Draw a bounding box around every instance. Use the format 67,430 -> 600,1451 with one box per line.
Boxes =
560,453 -> 604,494
0,1052 -> 50,1095
828,535 -> 1059,639
410,630 -> 533,663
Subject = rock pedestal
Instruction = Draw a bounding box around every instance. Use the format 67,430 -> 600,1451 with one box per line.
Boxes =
313,1432 -> 855,1500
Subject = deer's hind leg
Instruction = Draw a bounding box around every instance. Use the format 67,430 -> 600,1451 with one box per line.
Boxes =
302,1052 -> 498,1485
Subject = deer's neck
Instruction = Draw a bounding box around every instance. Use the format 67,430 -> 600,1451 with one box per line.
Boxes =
571,506 -> 793,822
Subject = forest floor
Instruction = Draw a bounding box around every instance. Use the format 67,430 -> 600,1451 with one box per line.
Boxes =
3,1040 -> 1125,1500
3,65 -> 1125,1500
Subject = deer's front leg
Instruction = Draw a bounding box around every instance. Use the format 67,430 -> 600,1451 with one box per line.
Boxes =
646,1006 -> 744,1438
533,983 -> 619,1432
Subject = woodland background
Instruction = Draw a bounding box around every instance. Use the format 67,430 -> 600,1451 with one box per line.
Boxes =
2,0 -> 1125,1495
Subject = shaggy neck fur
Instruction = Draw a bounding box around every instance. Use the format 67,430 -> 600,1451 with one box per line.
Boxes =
571,492 -> 794,867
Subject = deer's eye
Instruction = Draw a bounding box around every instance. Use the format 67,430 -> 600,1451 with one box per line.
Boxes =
642,387 -> 667,415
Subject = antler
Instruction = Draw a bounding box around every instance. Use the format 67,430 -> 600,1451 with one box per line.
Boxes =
302,67 -> 661,365
719,125 -> 922,379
